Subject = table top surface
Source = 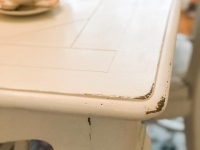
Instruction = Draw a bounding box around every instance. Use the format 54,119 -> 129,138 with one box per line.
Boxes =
0,0 -> 180,120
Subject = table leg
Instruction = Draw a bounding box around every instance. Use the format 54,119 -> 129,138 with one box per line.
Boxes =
143,135 -> 152,150
14,141 -> 29,150
0,142 -> 14,150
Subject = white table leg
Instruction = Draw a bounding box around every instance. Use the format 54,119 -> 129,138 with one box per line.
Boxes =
0,142 -> 14,150
14,141 -> 29,150
143,135 -> 151,150
0,108 -> 151,150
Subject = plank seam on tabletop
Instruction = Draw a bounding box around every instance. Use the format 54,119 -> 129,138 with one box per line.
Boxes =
0,19 -> 88,42
105,0 -> 141,72
70,0 -> 105,47
0,43 -> 117,51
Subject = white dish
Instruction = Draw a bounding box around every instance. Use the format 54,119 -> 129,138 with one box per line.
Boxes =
0,6 -> 52,16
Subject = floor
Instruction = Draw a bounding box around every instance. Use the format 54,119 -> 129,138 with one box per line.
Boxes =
146,118 -> 187,150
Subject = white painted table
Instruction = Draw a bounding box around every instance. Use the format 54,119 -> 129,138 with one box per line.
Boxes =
0,0 -> 180,149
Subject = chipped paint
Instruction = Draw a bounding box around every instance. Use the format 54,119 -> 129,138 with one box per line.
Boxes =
146,97 -> 165,114
134,84 -> 154,100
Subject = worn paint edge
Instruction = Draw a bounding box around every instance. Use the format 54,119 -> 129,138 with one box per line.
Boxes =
146,96 -> 165,115
0,86 -> 155,101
